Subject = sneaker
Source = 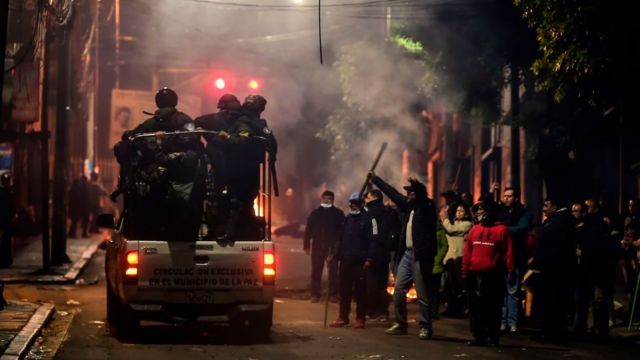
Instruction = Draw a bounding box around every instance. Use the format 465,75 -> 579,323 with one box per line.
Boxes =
418,328 -> 433,340
500,323 -> 507,332
354,318 -> 365,329
509,325 -> 518,333
385,323 -> 408,335
310,297 -> 320,303
329,318 -> 349,328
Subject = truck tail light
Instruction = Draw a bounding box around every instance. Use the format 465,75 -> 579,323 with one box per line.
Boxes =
124,250 -> 139,284
263,250 -> 275,285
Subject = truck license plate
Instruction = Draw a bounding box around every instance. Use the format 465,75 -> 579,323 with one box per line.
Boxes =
186,291 -> 215,304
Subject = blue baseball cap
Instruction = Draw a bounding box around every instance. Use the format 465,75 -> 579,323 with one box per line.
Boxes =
349,192 -> 361,202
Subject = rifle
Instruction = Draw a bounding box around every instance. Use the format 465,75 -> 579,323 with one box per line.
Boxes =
269,156 -> 279,197
359,142 -> 388,199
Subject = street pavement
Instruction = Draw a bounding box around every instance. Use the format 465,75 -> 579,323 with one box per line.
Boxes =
0,235 -> 104,283
2,236 -> 639,359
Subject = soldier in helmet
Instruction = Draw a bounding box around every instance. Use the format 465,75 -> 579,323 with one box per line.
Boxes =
233,94 -> 277,202
111,87 -> 197,202
194,94 -> 254,241
241,94 -> 277,160
125,87 -> 193,137
194,94 -> 242,133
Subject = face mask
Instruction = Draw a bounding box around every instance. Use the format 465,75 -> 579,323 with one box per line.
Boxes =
320,203 -> 332,208
349,209 -> 361,215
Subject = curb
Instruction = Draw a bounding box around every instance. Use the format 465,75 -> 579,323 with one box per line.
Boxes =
0,303 -> 55,360
63,238 -> 102,281
0,239 -> 103,284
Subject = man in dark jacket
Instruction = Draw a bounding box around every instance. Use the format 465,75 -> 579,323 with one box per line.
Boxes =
531,198 -> 576,342
304,190 -> 345,302
88,172 -> 107,233
370,173 -> 437,340
364,189 -> 393,320
571,202 -> 611,339
68,175 -> 90,238
329,192 -> 377,328
498,187 -> 532,333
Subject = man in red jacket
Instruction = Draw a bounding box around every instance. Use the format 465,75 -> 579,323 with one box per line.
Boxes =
462,200 -> 515,347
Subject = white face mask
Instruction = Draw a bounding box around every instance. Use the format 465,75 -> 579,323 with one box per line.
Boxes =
320,203 -> 333,208
349,209 -> 361,215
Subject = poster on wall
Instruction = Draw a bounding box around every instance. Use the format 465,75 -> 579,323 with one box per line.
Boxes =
11,62 -> 39,123
0,143 -> 13,171
109,89 -> 202,149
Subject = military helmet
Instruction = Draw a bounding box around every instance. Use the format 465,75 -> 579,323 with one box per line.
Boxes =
243,94 -> 267,113
217,94 -> 241,111
155,87 -> 178,108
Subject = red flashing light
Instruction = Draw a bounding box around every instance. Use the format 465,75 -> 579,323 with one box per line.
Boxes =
215,78 -> 226,90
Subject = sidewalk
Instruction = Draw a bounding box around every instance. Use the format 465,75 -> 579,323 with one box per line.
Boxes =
0,301 -> 55,360
0,236 -> 103,284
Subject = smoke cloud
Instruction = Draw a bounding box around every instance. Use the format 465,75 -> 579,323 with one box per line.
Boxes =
120,0 -> 450,221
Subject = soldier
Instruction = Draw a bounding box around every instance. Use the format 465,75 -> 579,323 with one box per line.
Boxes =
112,88 -> 203,239
235,94 -> 277,203
194,94 -> 247,193
240,94 -> 278,161
125,87 -> 192,137
195,94 -> 254,241
111,87 -> 195,202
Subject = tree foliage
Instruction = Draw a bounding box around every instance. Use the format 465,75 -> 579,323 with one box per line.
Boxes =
515,0 -> 628,110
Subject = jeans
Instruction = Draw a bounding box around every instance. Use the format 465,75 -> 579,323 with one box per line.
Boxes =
393,249 -> 434,330
501,274 -> 520,327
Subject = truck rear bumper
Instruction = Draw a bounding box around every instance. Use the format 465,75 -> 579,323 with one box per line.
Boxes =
126,302 -> 272,323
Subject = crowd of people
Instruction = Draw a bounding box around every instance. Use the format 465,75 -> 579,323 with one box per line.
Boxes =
303,174 -> 640,346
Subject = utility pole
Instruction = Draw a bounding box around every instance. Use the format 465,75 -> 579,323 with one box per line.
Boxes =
39,22 -> 51,273
0,0 -> 9,122
51,9 -> 74,266
115,0 -> 120,88
93,0 -> 100,163
510,63 -> 520,189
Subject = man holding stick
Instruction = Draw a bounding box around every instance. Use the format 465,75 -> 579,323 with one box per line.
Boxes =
369,172 -> 438,340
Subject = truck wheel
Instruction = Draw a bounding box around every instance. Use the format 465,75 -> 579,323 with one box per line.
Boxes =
106,283 -> 119,325
249,305 -> 273,341
106,284 -> 139,338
